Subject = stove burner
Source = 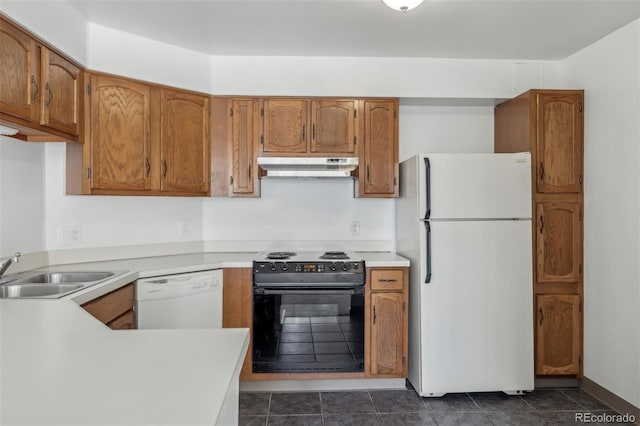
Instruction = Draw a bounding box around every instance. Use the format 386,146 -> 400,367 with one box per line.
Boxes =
266,251 -> 297,260
320,251 -> 350,260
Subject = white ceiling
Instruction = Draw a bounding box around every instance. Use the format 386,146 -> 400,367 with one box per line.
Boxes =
67,0 -> 640,59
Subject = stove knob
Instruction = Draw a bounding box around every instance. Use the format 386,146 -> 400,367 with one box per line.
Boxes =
330,263 -> 337,272
270,262 -> 277,271
281,263 -> 289,271
295,264 -> 302,272
341,263 -> 349,271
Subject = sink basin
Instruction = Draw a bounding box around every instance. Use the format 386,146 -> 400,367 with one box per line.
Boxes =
16,271 -> 115,284
0,283 -> 84,298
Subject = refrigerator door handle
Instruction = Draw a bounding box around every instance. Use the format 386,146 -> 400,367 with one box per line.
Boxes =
424,157 -> 431,220
425,221 -> 432,283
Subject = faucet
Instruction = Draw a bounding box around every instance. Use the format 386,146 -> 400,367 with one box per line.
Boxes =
0,252 -> 21,281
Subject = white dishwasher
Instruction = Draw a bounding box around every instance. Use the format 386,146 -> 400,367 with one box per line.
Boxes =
136,269 -> 223,329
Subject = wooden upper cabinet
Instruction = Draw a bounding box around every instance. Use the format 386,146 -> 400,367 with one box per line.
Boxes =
160,89 -> 210,194
536,92 -> 583,193
369,292 -> 404,376
310,100 -> 356,153
40,47 -> 80,136
362,100 -> 398,196
536,294 -> 581,375
262,99 -> 308,153
537,202 -> 582,283
0,18 -> 38,122
230,99 -> 255,195
90,74 -> 151,191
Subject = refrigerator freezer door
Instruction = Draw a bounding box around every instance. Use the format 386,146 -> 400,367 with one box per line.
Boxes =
419,153 -> 532,220
414,219 -> 534,396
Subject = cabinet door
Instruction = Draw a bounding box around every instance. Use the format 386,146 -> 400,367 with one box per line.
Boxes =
107,310 -> 136,330
0,19 -> 38,121
536,294 -> 581,375
536,92 -> 583,193
537,202 -> 582,283
362,100 -> 397,196
160,89 -> 210,194
369,292 -> 404,376
40,47 -> 80,136
310,100 -> 355,153
262,99 -> 308,153
90,75 -> 151,191
230,99 -> 255,194
223,268 -> 254,380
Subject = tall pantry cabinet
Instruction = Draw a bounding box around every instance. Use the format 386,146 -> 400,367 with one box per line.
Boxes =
495,89 -> 584,377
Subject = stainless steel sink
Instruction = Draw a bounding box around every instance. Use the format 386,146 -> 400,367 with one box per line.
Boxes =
0,270 -> 125,299
16,271 -> 115,284
0,283 -> 85,298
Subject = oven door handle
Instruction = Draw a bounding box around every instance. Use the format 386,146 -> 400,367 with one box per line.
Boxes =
254,287 -> 364,296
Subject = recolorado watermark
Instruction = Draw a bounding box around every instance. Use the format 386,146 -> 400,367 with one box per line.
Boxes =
575,412 -> 636,423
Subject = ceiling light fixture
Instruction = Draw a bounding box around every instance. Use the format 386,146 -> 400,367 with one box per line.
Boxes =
382,0 -> 424,12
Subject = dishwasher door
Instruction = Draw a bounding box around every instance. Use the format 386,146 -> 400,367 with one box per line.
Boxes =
136,270 -> 222,329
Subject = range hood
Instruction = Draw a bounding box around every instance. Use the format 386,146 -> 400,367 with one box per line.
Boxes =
257,157 -> 359,178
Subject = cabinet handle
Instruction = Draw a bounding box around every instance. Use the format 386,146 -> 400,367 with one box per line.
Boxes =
366,165 -> 370,182
373,305 -> 376,324
30,76 -> 39,101
145,158 -> 151,176
302,124 -> 306,142
539,163 -> 545,181
312,123 -> 316,140
45,83 -> 53,106
162,160 -> 168,178
378,278 -> 398,283
248,164 -> 252,180
539,215 -> 544,234
539,307 -> 544,325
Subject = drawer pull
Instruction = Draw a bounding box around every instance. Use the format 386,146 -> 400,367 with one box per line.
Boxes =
378,278 -> 398,283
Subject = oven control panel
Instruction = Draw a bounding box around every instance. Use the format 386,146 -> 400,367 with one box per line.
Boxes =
253,261 -> 365,274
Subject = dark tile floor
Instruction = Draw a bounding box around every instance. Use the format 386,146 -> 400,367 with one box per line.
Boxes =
239,384 -> 635,425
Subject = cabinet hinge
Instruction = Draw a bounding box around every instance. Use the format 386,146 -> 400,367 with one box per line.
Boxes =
261,108 -> 264,117
86,84 -> 91,95
229,108 -> 233,117
86,167 -> 91,179
229,176 -> 233,185
354,136 -> 357,146
260,135 -> 264,145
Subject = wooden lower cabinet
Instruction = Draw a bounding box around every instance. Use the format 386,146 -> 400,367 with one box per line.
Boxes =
366,267 -> 408,378
81,283 -> 136,330
536,294 -> 581,376
222,268 -> 253,380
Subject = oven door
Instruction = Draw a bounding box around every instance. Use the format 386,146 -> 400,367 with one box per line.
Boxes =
253,285 -> 365,374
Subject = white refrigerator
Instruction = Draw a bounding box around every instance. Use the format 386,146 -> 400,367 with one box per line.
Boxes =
396,153 -> 534,397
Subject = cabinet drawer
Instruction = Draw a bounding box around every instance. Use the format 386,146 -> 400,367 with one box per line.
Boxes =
370,269 -> 404,291
82,283 -> 134,325
107,309 -> 136,330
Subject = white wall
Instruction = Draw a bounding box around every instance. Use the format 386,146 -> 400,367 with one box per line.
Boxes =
43,144 -> 203,250
1,0 -> 88,64
0,137 -> 45,257
562,20 -> 640,407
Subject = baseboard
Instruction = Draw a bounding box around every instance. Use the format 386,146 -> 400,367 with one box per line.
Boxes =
240,378 -> 406,392
581,377 -> 640,425
535,377 -> 579,388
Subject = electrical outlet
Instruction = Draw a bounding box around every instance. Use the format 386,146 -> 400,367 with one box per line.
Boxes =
349,220 -> 360,237
178,221 -> 190,237
57,224 -> 82,246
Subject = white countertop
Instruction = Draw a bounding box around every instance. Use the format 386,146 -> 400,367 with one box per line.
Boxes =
0,249 -> 407,425
0,299 -> 249,425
